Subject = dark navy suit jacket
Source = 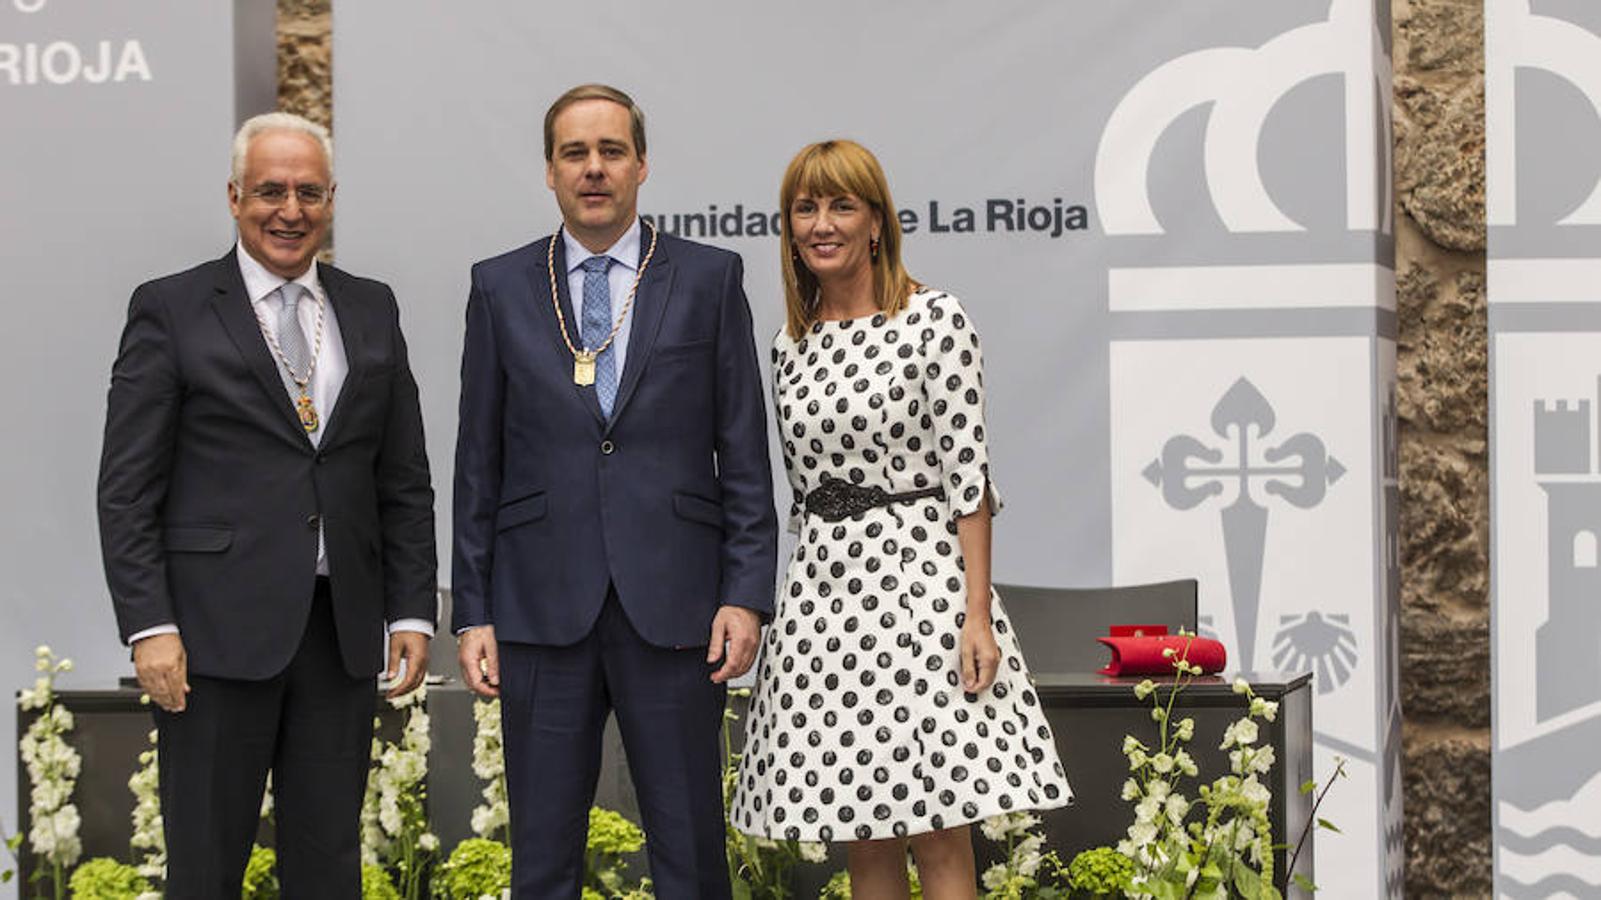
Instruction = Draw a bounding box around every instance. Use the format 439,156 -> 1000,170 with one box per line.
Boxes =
451,227 -> 777,647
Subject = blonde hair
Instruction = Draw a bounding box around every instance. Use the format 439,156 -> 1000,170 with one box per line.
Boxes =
779,140 -> 916,340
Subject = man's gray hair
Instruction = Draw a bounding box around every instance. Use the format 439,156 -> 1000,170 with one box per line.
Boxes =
230,112 -> 334,186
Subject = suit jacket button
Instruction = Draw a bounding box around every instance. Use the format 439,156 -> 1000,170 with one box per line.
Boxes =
306,514 -> 321,530
600,440 -> 615,455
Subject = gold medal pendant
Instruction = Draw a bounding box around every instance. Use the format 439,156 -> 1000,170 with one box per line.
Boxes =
296,391 -> 320,433
574,350 -> 597,386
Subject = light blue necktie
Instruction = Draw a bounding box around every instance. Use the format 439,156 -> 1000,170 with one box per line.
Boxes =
580,255 -> 617,416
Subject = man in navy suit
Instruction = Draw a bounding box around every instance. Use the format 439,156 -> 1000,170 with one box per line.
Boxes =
452,84 -> 777,899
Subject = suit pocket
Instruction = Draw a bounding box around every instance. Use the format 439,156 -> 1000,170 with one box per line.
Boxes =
495,492 -> 548,532
163,525 -> 233,553
673,492 -> 723,529
653,339 -> 714,361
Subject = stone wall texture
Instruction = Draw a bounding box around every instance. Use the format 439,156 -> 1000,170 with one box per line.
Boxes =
1395,0 -> 1489,894
274,1 -> 1492,894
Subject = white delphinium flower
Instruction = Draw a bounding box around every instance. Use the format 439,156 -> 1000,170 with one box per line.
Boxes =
1013,834 -> 1045,876
1175,717 -> 1195,742
980,861 -> 1008,891
1121,778 -> 1140,801
359,724 -> 387,864
1240,776 -> 1271,807
1164,794 -> 1191,826
1247,744 -> 1276,776
1232,718 -> 1259,747
470,699 -> 509,840
979,811 -> 1037,841
360,680 -> 436,891
1250,696 -> 1278,722
260,772 -> 274,819
1174,749 -> 1199,777
798,842 -> 829,863
129,730 -> 166,882
18,647 -> 83,876
1126,820 -> 1159,850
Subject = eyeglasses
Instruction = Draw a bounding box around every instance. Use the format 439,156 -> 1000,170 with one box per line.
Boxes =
240,182 -> 331,208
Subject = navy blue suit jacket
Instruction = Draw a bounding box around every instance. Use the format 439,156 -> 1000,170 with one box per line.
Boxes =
451,227 -> 777,648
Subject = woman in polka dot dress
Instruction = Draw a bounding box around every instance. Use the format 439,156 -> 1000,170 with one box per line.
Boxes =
730,140 -> 1071,898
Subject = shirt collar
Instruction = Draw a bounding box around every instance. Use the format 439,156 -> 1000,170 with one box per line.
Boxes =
236,240 -> 322,305
563,219 -> 642,276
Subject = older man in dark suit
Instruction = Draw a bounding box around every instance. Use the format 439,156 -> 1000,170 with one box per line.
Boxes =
98,111 -> 437,899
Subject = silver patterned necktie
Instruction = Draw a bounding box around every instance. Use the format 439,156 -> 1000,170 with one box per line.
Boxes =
581,256 -> 617,416
276,283 -> 312,378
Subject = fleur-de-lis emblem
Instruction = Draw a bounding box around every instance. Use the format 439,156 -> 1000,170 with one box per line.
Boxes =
1143,378 -> 1346,669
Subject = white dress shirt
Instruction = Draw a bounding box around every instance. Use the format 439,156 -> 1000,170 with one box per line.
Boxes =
129,242 -> 432,643
564,219 -> 642,378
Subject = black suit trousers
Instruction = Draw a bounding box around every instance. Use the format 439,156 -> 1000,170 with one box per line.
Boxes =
155,579 -> 375,899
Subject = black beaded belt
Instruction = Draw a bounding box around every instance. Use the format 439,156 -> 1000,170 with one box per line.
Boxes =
801,478 -> 946,522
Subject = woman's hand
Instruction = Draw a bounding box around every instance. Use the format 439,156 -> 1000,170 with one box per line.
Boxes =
960,609 -> 1002,694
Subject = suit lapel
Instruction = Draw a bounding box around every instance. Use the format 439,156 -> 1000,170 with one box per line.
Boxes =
608,231 -> 674,430
209,251 -> 314,448
531,236 -> 606,425
317,262 -> 362,445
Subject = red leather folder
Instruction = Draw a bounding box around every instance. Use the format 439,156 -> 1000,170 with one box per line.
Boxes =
1097,627 -> 1228,676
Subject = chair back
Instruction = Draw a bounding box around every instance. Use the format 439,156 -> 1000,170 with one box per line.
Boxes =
995,579 -> 1199,675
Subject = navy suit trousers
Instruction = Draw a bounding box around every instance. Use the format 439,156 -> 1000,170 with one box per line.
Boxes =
498,592 -> 731,900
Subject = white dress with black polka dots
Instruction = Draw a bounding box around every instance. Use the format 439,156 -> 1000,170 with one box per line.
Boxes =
731,289 -> 1071,842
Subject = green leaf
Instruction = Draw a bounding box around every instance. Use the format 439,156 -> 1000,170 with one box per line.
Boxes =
731,879 -> 753,900
0,871 -> 11,884
1299,779 -> 1317,794
1317,817 -> 1342,834
1233,862 -> 1263,899
1293,873 -> 1319,892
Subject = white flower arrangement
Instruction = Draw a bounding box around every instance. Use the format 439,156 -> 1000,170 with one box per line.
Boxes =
17,645 -> 82,895
469,698 -> 509,841
127,726 -> 165,884
1118,641 -> 1342,899
359,681 -> 438,900
976,811 -> 1068,896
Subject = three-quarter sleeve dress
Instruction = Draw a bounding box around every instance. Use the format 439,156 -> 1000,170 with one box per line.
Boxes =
731,289 -> 1072,842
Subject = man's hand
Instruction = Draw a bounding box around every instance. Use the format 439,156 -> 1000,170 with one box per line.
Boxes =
457,626 -> 500,698
385,631 -> 430,699
134,633 -> 190,713
707,605 -> 761,684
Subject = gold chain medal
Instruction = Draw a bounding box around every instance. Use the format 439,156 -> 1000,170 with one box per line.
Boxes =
546,222 -> 659,387
296,390 -> 320,432
573,350 -> 597,386
252,283 -> 328,435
